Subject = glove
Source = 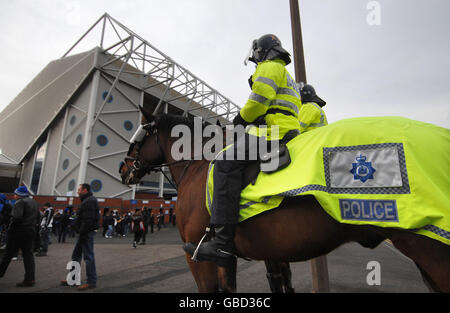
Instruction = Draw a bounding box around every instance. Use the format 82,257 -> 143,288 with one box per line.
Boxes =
248,75 -> 254,89
233,113 -> 250,128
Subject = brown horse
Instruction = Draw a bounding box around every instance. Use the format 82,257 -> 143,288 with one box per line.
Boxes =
120,113 -> 450,293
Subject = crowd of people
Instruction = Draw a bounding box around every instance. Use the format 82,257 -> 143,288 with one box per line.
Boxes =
0,199 -> 175,255
0,184 -> 176,290
101,206 -> 175,246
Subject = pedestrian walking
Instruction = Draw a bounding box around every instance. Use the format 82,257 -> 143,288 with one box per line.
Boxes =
102,208 -> 109,238
149,211 -> 155,234
169,205 -> 174,224
131,208 -> 144,248
159,206 -> 166,228
0,186 -> 40,287
67,207 -> 76,238
104,211 -> 114,239
122,212 -> 131,236
36,203 -> 54,257
140,207 -> 150,245
58,208 -> 70,243
61,183 -> 99,291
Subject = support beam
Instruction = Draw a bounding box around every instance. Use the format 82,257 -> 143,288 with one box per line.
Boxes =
77,52 -> 101,186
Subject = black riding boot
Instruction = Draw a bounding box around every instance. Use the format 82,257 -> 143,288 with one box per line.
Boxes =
183,224 -> 237,267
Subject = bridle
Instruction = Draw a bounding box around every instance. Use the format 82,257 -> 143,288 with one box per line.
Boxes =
120,121 -> 194,190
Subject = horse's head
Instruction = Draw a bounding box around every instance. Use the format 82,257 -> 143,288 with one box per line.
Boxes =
119,113 -> 167,185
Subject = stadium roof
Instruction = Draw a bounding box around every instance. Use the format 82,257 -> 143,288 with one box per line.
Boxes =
0,13 -> 240,164
0,49 -> 96,163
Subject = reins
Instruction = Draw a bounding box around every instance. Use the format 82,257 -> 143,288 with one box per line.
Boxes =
145,158 -> 194,191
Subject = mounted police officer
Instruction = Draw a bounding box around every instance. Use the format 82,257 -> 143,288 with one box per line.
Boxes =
298,84 -> 328,133
184,34 -> 302,267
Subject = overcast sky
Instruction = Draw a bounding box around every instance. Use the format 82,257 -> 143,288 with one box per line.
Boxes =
0,0 -> 449,128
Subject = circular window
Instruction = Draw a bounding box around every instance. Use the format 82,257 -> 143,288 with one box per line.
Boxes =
102,91 -> 114,103
69,115 -> 77,126
68,179 -> 76,191
124,120 -> 133,131
96,135 -> 108,147
76,134 -> 83,145
90,179 -> 102,193
62,159 -> 70,171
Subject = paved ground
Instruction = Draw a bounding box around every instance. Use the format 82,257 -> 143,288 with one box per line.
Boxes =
0,225 -> 429,293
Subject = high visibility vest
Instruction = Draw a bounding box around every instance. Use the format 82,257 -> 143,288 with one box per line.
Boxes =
240,59 -> 302,140
298,102 -> 328,133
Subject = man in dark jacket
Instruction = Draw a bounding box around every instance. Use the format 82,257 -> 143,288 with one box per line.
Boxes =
61,183 -> 99,291
0,186 -> 39,287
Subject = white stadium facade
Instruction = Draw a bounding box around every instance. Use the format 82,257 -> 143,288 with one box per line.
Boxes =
0,13 -> 240,199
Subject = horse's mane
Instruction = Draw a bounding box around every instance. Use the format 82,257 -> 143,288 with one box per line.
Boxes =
155,113 -> 196,132
154,113 -> 225,147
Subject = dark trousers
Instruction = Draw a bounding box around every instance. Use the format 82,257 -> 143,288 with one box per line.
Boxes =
210,133 -> 264,225
72,231 -> 97,285
58,226 -> 67,243
142,224 -> 148,243
134,231 -> 143,243
0,228 -> 35,282
39,227 -> 51,252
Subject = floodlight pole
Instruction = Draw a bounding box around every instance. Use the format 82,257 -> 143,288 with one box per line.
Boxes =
289,0 -> 330,293
289,0 -> 307,84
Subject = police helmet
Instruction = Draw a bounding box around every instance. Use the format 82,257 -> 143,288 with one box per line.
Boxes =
301,84 -> 327,107
245,34 -> 291,66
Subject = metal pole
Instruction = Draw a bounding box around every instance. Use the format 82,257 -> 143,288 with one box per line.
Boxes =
100,14 -> 107,48
62,13 -> 106,58
289,0 -> 307,84
290,0 -> 330,293
77,50 -> 101,186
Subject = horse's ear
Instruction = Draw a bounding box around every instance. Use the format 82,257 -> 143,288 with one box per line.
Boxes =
139,105 -> 154,123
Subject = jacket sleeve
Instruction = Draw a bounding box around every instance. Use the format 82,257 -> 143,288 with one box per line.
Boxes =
239,62 -> 283,123
298,103 -> 322,133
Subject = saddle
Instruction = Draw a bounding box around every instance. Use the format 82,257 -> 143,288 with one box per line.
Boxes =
243,129 -> 299,188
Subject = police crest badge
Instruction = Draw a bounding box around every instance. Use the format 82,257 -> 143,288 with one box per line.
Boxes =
350,154 -> 376,183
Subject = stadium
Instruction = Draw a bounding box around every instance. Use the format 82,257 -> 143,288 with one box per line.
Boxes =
0,13 -> 240,200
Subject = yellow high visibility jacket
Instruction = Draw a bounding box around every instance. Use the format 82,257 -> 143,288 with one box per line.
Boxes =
298,102 -> 328,133
239,59 -> 302,140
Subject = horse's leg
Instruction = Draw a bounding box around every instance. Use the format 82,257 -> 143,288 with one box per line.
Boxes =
264,260 -> 285,293
185,255 -> 219,292
182,223 -> 219,292
389,230 -> 450,293
217,258 -> 237,293
280,262 -> 295,293
415,262 -> 438,293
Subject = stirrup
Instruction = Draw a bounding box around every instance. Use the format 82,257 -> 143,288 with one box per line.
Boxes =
217,248 -> 238,259
191,227 -> 210,262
